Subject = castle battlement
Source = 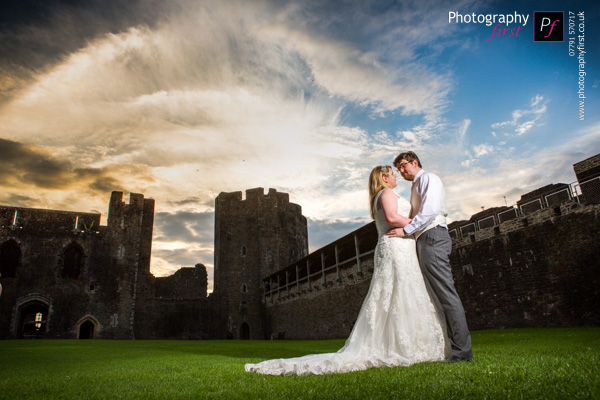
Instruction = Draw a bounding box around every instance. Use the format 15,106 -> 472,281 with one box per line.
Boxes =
107,191 -> 155,228
216,187 -> 301,215
0,205 -> 101,234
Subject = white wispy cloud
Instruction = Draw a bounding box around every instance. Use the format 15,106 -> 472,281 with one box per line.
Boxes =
491,94 -> 548,136
453,119 -> 496,168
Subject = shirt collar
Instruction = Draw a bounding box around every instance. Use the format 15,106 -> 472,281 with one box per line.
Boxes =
413,169 -> 425,183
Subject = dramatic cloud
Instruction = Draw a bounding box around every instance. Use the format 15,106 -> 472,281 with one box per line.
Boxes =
0,0 -> 168,102
151,210 -> 215,281
0,137 -> 124,193
1,0 -> 597,289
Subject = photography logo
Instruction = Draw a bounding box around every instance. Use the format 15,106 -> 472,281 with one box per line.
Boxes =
533,11 -> 564,42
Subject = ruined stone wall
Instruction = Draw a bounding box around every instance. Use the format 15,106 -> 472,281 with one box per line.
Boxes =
0,192 -> 154,339
132,263 -> 225,340
154,264 -> 208,300
0,190 -> 230,341
133,295 -> 226,339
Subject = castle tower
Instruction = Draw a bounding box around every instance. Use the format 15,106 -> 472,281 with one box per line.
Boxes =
106,191 -> 155,339
213,188 -> 308,339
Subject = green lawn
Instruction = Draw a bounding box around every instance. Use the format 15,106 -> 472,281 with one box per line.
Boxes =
0,327 -> 598,399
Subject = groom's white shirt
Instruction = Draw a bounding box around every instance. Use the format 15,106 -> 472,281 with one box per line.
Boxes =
404,169 -> 447,239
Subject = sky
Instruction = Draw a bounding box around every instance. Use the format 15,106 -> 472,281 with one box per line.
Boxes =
1,0 -> 598,291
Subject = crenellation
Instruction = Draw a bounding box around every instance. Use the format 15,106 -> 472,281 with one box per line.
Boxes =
129,193 -> 144,208
273,190 -> 289,206
245,187 -> 266,202
107,191 -> 124,226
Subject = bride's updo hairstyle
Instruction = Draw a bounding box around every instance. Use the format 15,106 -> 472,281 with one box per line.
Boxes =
368,165 -> 392,219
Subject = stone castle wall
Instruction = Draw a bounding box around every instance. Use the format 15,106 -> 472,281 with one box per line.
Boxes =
262,202 -> 600,339
574,154 -> 600,204
451,203 -> 600,330
266,259 -> 374,340
263,222 -> 376,339
0,187 -> 308,341
0,192 -> 154,339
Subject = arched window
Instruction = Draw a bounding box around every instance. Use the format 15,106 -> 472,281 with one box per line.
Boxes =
241,246 -> 247,256
18,301 -> 49,338
0,240 -> 21,278
62,243 -> 84,279
241,283 -> 248,293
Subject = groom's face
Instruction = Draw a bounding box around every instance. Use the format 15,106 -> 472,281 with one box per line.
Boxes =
396,159 -> 419,181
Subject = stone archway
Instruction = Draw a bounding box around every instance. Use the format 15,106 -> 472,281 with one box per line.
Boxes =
17,301 -> 49,338
76,316 -> 99,339
240,322 -> 250,340
79,321 -> 94,339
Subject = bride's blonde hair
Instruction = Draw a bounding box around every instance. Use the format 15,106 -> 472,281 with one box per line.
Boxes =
368,165 -> 393,219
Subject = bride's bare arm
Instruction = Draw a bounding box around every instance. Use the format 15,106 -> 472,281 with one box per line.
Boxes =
379,188 -> 411,228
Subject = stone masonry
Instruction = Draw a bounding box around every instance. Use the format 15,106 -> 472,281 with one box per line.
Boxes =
0,192 -> 154,339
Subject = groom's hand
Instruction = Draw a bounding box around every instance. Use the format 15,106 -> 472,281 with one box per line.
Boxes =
387,228 -> 407,238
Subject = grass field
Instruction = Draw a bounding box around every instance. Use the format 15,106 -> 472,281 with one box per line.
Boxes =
0,327 -> 598,399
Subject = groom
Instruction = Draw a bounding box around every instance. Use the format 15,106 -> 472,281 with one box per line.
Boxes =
388,151 -> 473,363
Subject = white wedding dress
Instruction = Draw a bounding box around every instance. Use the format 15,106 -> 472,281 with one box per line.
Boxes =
245,190 -> 447,375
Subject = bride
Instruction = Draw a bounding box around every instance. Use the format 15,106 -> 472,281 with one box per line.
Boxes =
245,166 -> 447,375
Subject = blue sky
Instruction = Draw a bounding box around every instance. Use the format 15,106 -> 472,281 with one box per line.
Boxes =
0,0 -> 598,290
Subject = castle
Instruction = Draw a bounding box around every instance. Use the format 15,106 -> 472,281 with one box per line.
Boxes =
0,188 -> 308,339
1,154 -> 599,339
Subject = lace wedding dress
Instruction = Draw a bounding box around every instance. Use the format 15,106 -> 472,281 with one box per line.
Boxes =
245,190 -> 446,375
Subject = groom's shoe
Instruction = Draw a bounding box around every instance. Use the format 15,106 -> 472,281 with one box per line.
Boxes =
444,355 -> 472,364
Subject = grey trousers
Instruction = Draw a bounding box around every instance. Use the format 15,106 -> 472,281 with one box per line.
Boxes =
416,226 -> 473,360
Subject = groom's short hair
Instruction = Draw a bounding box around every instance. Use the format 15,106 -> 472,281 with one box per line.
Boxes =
394,151 -> 422,168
